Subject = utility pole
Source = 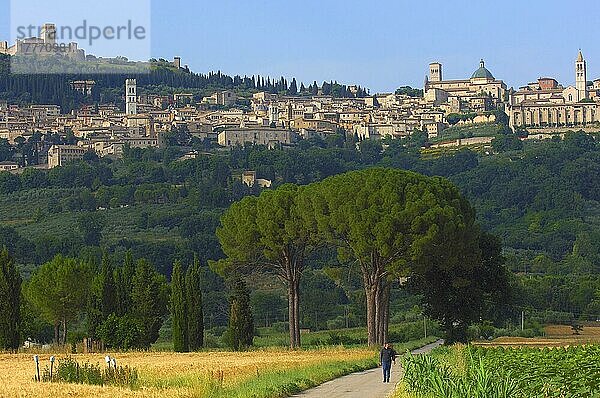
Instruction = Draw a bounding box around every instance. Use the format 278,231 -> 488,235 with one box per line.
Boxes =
521,311 -> 525,331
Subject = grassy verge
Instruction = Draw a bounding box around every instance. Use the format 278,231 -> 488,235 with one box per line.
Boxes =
149,338 -> 436,398
138,358 -> 378,397
215,358 -> 377,398
254,321 -> 439,348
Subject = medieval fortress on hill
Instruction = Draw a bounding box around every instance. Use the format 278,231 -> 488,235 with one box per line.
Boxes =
0,23 -> 599,171
0,23 -> 85,60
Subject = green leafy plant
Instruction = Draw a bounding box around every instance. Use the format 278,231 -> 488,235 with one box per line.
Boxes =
41,357 -> 138,388
402,345 -> 600,398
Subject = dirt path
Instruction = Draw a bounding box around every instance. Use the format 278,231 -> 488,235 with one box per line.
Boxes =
290,340 -> 444,398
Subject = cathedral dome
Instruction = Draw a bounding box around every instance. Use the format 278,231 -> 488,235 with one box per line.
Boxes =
471,59 -> 494,80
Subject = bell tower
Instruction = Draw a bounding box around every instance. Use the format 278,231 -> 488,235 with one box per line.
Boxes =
126,79 -> 137,115
41,23 -> 56,45
576,50 -> 587,100
429,62 -> 442,82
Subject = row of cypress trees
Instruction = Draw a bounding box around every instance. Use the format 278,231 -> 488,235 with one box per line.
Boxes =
86,252 -> 169,350
170,258 -> 204,352
0,244 -> 250,352
223,276 -> 254,351
0,248 -> 21,351
171,259 -> 254,352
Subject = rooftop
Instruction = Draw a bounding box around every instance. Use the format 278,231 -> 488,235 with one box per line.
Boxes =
471,59 -> 495,80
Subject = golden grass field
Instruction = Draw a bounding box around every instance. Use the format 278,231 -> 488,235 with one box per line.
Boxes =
0,347 -> 376,398
473,324 -> 600,347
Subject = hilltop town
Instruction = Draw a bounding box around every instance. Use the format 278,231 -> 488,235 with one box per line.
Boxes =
4,3 -> 600,397
1,25 -> 600,171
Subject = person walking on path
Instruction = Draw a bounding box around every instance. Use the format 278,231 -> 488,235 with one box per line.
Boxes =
379,342 -> 397,383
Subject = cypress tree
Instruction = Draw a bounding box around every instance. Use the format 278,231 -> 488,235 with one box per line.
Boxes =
100,253 -> 117,318
225,276 -> 254,351
116,251 -> 136,316
186,256 -> 204,351
0,248 -> 21,351
289,78 -> 298,95
311,81 -> 319,95
171,261 -> 188,352
86,254 -> 117,341
86,273 -> 103,339
131,259 -> 168,349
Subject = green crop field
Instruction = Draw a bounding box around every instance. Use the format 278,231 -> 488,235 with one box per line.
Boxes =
253,321 -> 439,348
397,344 -> 600,398
429,122 -> 505,144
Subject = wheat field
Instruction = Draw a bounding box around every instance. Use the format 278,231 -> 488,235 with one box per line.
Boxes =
0,347 -> 376,398
473,324 -> 600,347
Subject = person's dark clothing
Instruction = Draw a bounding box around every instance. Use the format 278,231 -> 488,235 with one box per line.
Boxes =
380,347 -> 397,363
382,361 -> 392,383
380,347 -> 397,383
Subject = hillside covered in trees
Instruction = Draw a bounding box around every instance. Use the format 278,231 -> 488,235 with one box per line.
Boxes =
1,130 -> 600,344
0,55 -> 368,112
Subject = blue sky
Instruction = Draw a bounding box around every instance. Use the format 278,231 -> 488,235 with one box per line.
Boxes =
2,0 -> 600,93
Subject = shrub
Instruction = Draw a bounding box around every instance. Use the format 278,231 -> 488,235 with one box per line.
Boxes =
97,314 -> 144,350
271,322 -> 288,333
41,357 -> 138,388
327,332 -> 362,346
326,316 -> 346,330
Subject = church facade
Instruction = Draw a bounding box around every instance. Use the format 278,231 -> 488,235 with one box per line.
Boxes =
506,51 -> 600,130
424,59 -> 507,112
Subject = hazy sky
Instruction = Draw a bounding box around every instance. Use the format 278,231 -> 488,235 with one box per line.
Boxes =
2,0 -> 600,93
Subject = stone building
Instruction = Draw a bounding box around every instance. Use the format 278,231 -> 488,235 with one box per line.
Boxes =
0,23 -> 85,60
126,79 -> 137,115
424,59 -> 507,110
202,90 -> 236,106
507,51 -> 600,130
47,145 -> 86,168
218,127 -> 293,148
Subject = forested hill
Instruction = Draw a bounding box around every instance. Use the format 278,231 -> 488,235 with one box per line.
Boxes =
0,54 -> 367,111
1,131 -> 600,325
0,132 -> 598,273
451,133 -> 600,266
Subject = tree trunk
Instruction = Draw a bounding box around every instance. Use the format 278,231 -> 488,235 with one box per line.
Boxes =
292,278 -> 301,348
377,282 -> 391,345
375,278 -> 383,345
363,272 -> 379,346
287,275 -> 301,349
287,283 -> 297,349
61,317 -> 67,346
363,254 -> 388,347
384,284 -> 390,343
283,248 -> 304,350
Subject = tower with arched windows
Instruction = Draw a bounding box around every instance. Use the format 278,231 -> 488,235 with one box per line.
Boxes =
126,79 -> 137,115
576,50 -> 588,100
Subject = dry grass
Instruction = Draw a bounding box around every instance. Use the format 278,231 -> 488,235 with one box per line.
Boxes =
0,347 -> 375,397
545,324 -> 600,337
473,324 -> 600,348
